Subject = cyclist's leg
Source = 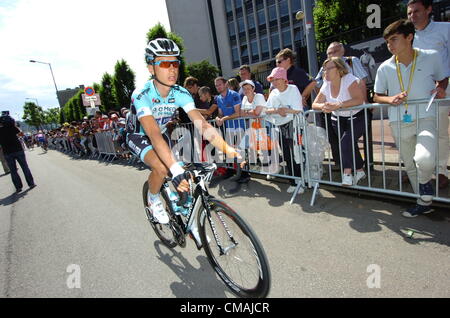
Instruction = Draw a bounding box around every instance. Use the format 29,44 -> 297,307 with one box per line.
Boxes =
143,150 -> 168,194
127,133 -> 168,195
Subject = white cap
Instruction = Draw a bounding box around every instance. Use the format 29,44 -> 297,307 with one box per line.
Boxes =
239,79 -> 255,88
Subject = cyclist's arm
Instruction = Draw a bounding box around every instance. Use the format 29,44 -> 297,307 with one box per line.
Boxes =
139,115 -> 177,168
188,109 -> 239,157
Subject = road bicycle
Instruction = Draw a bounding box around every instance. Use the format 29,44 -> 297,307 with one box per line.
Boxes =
142,162 -> 271,298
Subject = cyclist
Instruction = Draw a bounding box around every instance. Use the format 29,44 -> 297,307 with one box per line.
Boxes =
126,38 -> 240,225
36,130 -> 47,150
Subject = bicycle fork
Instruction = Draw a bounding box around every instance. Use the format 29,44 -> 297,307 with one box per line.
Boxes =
204,201 -> 238,256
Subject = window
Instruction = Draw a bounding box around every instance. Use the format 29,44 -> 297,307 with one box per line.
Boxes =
282,28 -> 292,48
255,0 -> 264,10
271,33 -> 280,56
241,44 -> 249,64
261,36 -> 270,60
245,0 -> 253,13
247,13 -> 255,29
232,47 -> 240,68
294,27 -> 302,43
268,5 -> 277,22
279,0 -> 289,17
267,0 -> 275,6
228,22 -> 236,37
225,0 -> 233,13
251,40 -> 259,63
257,9 -> 265,25
234,0 -> 243,16
291,0 -> 301,12
237,17 -> 245,33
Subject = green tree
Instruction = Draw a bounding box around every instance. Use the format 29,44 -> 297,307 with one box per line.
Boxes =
63,89 -> 85,122
22,102 -> 45,130
186,60 -> 220,93
99,72 -> 117,113
112,59 -> 136,110
146,23 -> 187,85
43,107 -> 60,128
314,0 -> 405,47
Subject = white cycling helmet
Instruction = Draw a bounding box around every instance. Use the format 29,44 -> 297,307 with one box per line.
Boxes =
145,38 -> 180,64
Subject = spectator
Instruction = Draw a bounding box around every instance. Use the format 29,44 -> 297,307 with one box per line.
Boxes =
238,65 -> 264,98
360,47 -> 377,86
198,86 -> 219,120
407,0 -> 450,189
120,107 -> 129,118
240,79 -> 267,178
264,67 -> 303,193
179,76 -> 209,124
0,113 -> 36,193
215,77 -> 245,130
315,42 -> 369,99
373,19 -> 446,217
215,77 -> 246,178
312,57 -> 366,186
240,80 -> 266,118
226,78 -> 240,93
275,48 -> 316,108
316,42 -> 370,172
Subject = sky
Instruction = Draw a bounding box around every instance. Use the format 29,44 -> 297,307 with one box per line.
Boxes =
0,0 -> 171,121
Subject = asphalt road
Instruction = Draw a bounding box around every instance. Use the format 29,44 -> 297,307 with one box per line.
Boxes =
1,148 -> 449,298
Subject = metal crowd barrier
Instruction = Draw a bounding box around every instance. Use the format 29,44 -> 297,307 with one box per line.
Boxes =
174,115 -> 308,204
94,131 -> 118,161
173,98 -> 449,206
48,131 -> 131,163
303,98 -> 450,206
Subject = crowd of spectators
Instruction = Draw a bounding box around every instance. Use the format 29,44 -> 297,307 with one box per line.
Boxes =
45,108 -> 130,159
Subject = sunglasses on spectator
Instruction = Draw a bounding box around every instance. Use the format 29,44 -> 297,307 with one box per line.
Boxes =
276,58 -> 286,64
153,60 -> 180,68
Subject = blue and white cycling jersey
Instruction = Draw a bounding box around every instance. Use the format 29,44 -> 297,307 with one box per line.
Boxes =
127,80 -> 196,135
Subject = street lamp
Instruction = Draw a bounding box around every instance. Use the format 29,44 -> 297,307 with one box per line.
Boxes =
296,1 -> 319,79
29,59 -> 64,122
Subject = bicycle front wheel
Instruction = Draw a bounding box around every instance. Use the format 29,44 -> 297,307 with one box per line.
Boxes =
198,199 -> 271,298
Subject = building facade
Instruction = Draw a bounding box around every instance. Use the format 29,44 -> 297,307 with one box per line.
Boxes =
165,0 -> 305,80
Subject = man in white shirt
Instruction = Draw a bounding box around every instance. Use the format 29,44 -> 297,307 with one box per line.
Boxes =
374,19 -> 446,217
407,0 -> 450,189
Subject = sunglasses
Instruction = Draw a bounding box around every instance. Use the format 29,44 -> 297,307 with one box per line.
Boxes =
276,58 -> 286,64
153,60 -> 180,68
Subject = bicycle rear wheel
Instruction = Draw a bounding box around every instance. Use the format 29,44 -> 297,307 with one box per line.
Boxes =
198,199 -> 271,298
142,181 -> 177,248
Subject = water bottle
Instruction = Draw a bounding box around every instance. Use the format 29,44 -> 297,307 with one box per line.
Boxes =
180,195 -> 193,217
168,191 -> 181,214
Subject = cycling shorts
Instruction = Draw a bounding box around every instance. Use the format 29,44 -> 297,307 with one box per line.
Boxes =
126,133 -> 172,163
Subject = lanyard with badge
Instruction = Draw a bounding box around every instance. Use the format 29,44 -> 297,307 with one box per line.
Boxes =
395,49 -> 417,123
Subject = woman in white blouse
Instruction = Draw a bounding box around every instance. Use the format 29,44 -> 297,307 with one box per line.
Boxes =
240,79 -> 266,117
312,57 -> 366,186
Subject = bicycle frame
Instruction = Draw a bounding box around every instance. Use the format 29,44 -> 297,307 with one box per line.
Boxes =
165,165 -> 237,254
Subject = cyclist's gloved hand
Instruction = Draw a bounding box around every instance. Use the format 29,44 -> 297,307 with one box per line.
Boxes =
170,162 -> 189,193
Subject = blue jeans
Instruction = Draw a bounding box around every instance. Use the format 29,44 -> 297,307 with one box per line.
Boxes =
5,151 -> 35,190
